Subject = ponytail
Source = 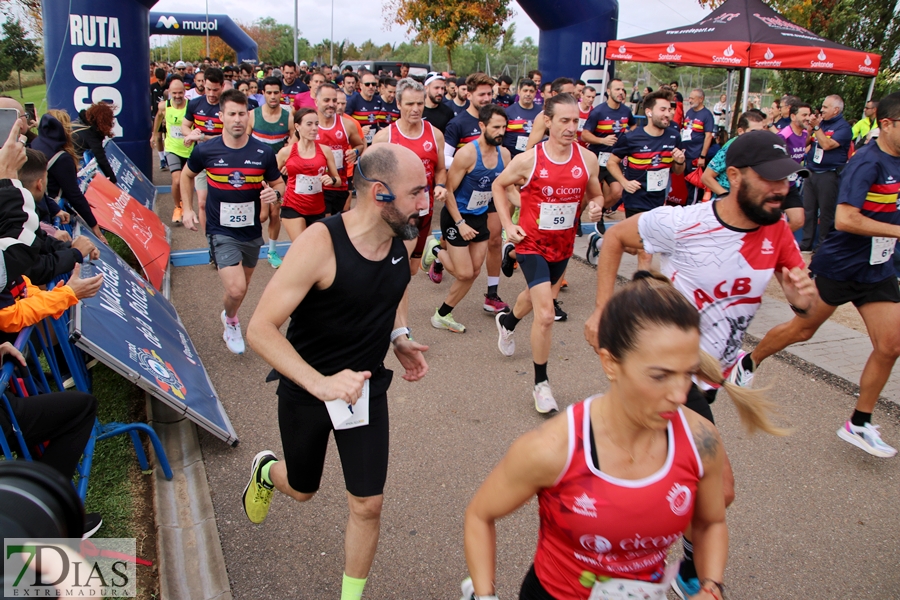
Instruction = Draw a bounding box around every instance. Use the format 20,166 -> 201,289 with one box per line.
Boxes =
697,351 -> 791,436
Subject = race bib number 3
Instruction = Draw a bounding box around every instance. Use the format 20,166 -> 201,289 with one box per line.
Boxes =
295,174 -> 323,195
219,202 -> 255,227
515,136 -> 528,152
466,190 -> 492,211
870,236 -> 894,265
646,169 -> 670,192
539,202 -> 578,230
598,152 -> 611,167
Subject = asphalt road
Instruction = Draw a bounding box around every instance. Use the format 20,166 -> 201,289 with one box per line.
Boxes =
157,184 -> 900,599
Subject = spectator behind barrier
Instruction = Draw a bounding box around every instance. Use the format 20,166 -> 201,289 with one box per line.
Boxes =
72,103 -> 117,184
18,148 -> 100,286
31,112 -> 104,240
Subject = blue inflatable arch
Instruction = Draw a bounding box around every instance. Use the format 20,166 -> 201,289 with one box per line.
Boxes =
149,12 -> 258,64
43,1 -> 612,177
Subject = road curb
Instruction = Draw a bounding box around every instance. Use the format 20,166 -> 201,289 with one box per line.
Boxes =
147,395 -> 232,599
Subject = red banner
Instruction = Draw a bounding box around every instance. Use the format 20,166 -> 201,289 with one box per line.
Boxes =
84,174 -> 170,291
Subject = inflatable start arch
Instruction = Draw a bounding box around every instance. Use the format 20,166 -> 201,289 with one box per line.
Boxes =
43,0 -> 618,176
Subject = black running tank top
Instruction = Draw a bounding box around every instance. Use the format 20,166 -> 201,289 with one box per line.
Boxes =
277,214 -> 411,403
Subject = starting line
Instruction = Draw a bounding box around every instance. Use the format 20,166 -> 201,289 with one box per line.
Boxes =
168,223 -> 612,268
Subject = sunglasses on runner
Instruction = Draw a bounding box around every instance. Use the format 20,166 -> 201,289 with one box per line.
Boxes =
362,82 -> 378,87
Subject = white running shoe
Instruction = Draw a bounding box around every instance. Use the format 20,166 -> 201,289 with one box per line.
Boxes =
533,381 -> 558,413
837,421 -> 897,458
459,577 -> 474,600
586,232 -> 602,266
727,351 -> 755,388
495,312 -> 515,356
221,310 -> 245,354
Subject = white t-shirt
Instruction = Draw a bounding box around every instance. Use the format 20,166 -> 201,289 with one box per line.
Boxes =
638,202 -> 804,373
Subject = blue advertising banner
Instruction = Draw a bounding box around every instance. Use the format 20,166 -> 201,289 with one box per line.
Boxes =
103,141 -> 158,211
148,13 -> 258,63
70,220 -> 238,446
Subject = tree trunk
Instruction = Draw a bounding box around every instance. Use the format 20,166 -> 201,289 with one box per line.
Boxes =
446,46 -> 453,72
18,71 -> 22,98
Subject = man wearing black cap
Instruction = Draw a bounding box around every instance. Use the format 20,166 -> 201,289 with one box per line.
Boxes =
744,91 -> 900,459
584,128 -> 818,598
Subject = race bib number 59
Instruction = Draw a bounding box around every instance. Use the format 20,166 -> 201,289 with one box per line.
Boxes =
539,202 -> 578,230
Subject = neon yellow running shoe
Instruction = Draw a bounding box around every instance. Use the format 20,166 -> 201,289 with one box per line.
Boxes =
430,309 -> 466,333
242,450 -> 276,524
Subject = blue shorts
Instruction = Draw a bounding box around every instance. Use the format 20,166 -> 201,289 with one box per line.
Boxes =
517,253 -> 569,288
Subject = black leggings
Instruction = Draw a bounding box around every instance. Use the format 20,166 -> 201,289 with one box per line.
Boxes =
519,565 -> 557,599
0,391 -> 97,480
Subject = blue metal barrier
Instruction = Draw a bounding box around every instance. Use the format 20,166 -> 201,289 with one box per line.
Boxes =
0,320 -> 173,504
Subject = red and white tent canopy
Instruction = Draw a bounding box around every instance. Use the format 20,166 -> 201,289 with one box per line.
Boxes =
607,0 -> 880,78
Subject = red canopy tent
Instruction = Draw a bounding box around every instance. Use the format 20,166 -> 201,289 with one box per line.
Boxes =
607,0 -> 881,119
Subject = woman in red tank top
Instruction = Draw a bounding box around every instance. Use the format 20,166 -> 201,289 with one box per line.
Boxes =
276,108 -> 341,240
463,274 -> 784,600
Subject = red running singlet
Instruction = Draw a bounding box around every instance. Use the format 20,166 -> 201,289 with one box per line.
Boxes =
517,142 -> 589,263
388,121 -> 439,214
316,115 -> 351,191
283,142 -> 328,215
533,397 -> 703,599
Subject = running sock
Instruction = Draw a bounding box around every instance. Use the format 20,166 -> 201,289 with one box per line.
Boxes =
431,244 -> 441,258
851,410 -> 872,427
500,312 -> 520,332
158,151 -> 165,161
340,574 -> 367,600
260,460 -> 276,486
225,314 -> 240,326
269,239 -> 277,254
438,303 -> 454,317
679,537 -> 697,581
741,353 -> 756,372
534,362 -> 548,386
487,277 -> 500,296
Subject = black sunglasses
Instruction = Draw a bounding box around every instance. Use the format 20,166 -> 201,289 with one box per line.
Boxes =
362,82 -> 378,87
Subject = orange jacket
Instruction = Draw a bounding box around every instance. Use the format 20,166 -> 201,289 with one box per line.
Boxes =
0,276 -> 78,333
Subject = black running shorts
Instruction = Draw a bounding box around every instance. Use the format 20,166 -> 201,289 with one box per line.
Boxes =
280,206 -> 326,225
278,386 -> 390,498
323,189 -> 350,215
440,206 -> 490,247
814,274 -> 900,308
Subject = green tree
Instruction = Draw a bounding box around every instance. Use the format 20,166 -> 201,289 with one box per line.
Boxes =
1,18 -> 41,97
698,0 -> 900,119
386,0 -> 513,70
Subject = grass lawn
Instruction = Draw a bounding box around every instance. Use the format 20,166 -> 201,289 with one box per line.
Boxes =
8,83 -> 47,116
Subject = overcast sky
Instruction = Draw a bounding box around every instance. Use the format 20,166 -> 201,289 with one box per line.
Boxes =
150,0 -> 711,49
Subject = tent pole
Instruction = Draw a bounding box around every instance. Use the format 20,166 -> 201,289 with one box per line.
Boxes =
864,77 -> 876,117
741,67 -> 751,112
724,69 -> 734,133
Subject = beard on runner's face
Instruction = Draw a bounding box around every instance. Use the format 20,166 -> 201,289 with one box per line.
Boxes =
381,201 -> 421,240
737,178 -> 784,225
485,132 -> 504,146
651,114 -> 670,129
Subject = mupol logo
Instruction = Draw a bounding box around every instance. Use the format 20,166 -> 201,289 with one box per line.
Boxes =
157,15 -> 179,29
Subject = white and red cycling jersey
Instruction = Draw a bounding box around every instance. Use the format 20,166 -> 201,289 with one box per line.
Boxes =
638,201 -> 804,375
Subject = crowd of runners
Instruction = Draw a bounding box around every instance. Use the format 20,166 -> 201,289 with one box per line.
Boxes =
135,56 -> 900,599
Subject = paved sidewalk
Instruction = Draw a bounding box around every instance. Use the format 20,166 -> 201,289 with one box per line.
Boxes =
572,230 -> 900,406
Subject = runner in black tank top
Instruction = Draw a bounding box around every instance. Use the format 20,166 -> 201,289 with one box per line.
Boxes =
241,144 -> 430,600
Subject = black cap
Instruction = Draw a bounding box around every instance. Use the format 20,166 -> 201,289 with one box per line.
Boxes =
725,130 -> 810,181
